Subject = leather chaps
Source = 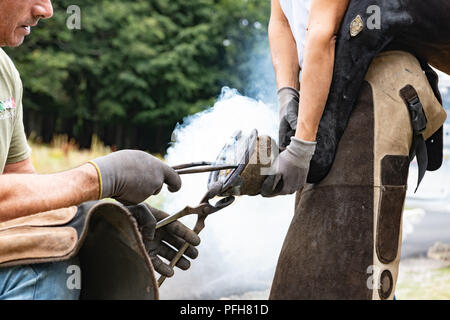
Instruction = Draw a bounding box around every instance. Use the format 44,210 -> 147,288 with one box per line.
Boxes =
270,51 -> 446,300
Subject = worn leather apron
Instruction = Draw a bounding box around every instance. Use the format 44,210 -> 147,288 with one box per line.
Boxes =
0,201 -> 159,300
270,51 -> 447,300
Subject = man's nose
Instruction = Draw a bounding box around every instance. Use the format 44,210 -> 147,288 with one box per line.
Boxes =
32,0 -> 53,20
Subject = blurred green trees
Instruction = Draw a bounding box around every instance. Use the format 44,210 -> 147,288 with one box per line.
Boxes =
5,0 -> 270,152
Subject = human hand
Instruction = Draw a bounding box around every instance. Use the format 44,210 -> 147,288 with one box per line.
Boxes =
89,150 -> 181,205
261,137 -> 316,197
278,87 -> 300,151
133,205 -> 201,278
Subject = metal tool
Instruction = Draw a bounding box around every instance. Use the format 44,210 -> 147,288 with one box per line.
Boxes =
174,163 -> 238,175
156,182 -> 235,286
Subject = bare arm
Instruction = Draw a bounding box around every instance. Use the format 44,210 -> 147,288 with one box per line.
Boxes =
296,0 -> 350,141
0,149 -> 182,223
3,157 -> 36,174
0,163 -> 99,223
269,0 -> 300,90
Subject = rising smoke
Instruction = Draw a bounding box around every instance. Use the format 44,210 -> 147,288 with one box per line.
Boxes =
159,87 -> 295,299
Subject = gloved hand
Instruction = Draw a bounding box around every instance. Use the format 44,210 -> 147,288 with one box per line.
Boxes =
261,137 -> 316,197
278,87 -> 300,151
129,204 -> 201,278
89,150 -> 182,205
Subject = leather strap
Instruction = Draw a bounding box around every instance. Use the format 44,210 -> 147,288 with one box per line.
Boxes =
399,85 -> 428,192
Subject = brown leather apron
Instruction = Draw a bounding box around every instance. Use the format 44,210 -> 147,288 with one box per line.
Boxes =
0,201 -> 159,300
270,51 -> 447,300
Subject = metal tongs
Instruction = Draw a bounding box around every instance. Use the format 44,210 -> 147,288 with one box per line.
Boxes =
172,162 -> 238,175
156,163 -> 237,286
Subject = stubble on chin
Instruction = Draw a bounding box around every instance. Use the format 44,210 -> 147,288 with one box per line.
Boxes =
0,31 -> 22,48
8,31 -> 25,47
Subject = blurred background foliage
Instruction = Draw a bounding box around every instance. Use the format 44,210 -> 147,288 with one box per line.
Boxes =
5,0 -> 271,153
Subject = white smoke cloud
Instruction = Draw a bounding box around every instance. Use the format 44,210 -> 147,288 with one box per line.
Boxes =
436,69 -> 450,93
158,87 -> 295,300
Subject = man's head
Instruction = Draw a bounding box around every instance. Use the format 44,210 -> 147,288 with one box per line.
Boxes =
0,0 -> 53,47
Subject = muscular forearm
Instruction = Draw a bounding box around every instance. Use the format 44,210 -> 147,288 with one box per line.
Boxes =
0,163 -> 99,222
269,0 -> 300,90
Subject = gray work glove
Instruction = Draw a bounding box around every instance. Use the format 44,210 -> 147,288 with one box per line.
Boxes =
134,205 -> 201,278
278,87 -> 300,151
89,150 -> 182,205
261,137 -> 316,197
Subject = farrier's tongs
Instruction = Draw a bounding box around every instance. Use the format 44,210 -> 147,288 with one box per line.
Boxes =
172,161 -> 238,175
155,184 -> 234,230
156,164 -> 236,286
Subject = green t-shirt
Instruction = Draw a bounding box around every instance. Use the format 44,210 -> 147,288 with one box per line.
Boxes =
0,48 -> 31,172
